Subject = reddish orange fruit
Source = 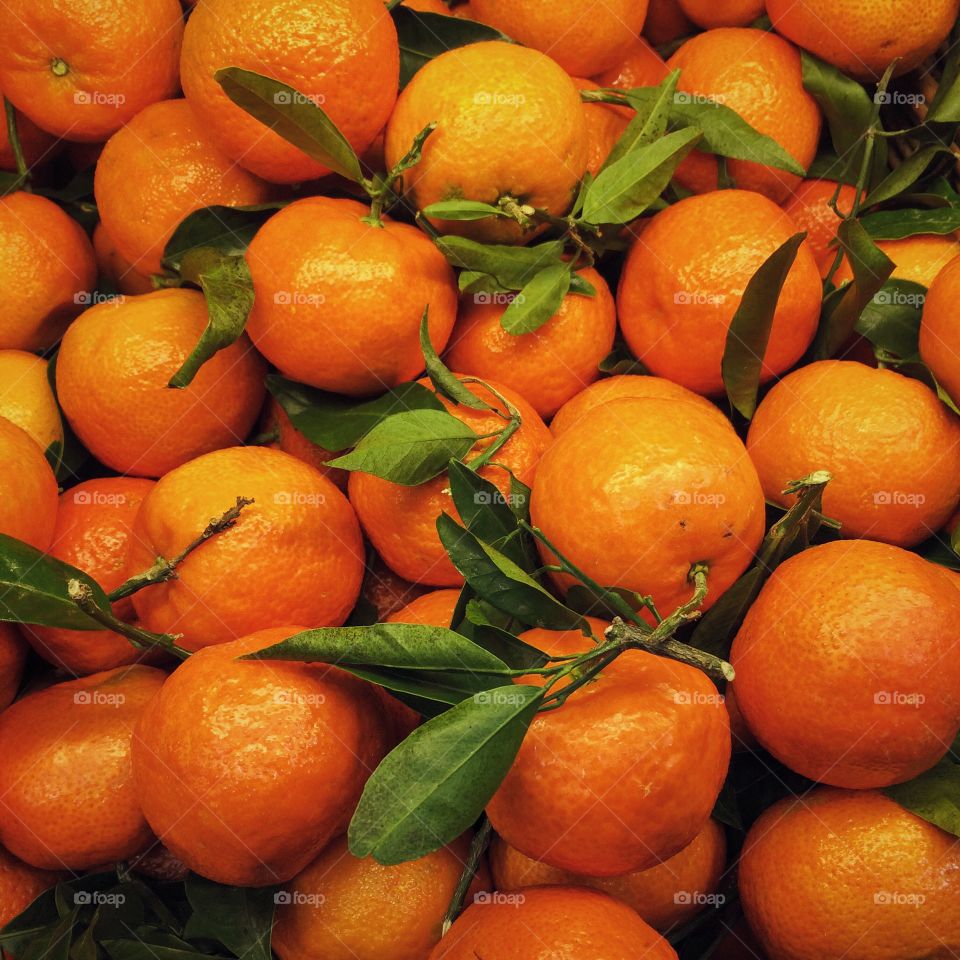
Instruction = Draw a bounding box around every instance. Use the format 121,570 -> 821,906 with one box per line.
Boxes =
922,253 -> 960,405
262,398 -> 347,490
0,844 -> 59,931
782,179 -> 858,276
643,0 -> 694,44
576,79 -> 631,177
360,553 -> 428,623
679,0 -> 763,27
0,416 -> 58,552
92,224 -> 155,296
385,589 -> 461,626
594,37 -> 670,89
0,625 -> 27,712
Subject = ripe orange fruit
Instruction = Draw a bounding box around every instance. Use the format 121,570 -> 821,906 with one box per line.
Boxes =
643,0 -> 694,45
834,233 -> 960,288
385,589 -> 461,626
576,80 -> 631,177
667,29 -> 821,203
531,396 -> 765,616
95,99 -> 273,277
782,179 -> 858,276
491,818 -> 727,931
384,41 -> 588,243
922,254 -> 960,405
180,0 -> 399,183
767,0 -> 960,80
0,625 -> 27,712
402,0 -> 451,10
468,0 -> 649,76
246,197 -> 457,396
746,360 -> 960,546
127,446 -> 365,651
0,844 -> 59,931
678,0 -> 763,27
0,0 -> 183,142
732,539 -> 960,788
445,267 -> 616,418
56,288 -> 267,478
0,665 -> 165,870
594,37 -> 670,89
349,377 -> 552,585
740,788 -> 960,960
91,224 -> 156,296
432,886 -> 679,960
0,104 -> 58,171
617,189 -> 823,395
0,191 -> 95,351
262,398 -> 347,490
132,628 -> 391,886
0,416 -> 58,552
0,350 -> 62,453
24,477 -> 155,677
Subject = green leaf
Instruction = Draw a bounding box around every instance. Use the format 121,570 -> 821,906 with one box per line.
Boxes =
855,279 -> 927,360
884,757 -> 960,837
348,683 -> 543,864
326,409 -> 478,485
215,67 -> 362,182
722,232 -> 806,419
183,876 -> 273,960
419,308 -> 490,410
928,43 -> 960,122
861,207 -> 960,240
712,779 -> 744,831
603,70 -> 680,168
459,602 -> 549,670
865,146 -> 953,208
161,203 -> 281,272
434,237 -> 566,292
599,344 -> 648,375
102,944 -> 219,960
499,262 -> 572,335
422,200 -> 507,221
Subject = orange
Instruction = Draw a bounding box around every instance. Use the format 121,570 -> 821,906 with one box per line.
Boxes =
922,254 -> 960,404
92,223 -> 155,296
385,589 -> 461,626
180,0 -> 399,183
487,622 -> 730,875
0,417 -> 58,552
432,886 -> 679,960
834,233 -> 960,288
767,0 -> 960,80
56,288 -> 267,478
468,0 -> 650,76
0,350 -> 62,453
0,665 -> 165,870
678,0 -> 764,27
593,37 -> 670,90
0,625 -> 27,712
349,377 -> 552,585
617,189 -> 823,395
782,179 -> 858,276
746,360 -> 960,546
576,80 -> 631,177
384,41 -> 588,244
95,99 -> 273,277
246,197 -> 457,396
132,628 -> 391,886
445,266 -> 617,418
491,818 -> 727,931
402,0 -> 451,10
0,191 -> 96,351
667,29 -> 821,203
262,398 -> 347,490
127,446 -> 365,651
531,396 -> 765,617
643,0 -> 694,44
731,539 -> 960,788
0,0 -> 183,142
0,844 -> 59,932
740,788 -> 960,960
0,103 -> 58,171
24,477 -> 155,677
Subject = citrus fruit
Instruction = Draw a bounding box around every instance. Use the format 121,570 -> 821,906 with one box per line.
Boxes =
576,80 -> 631,177
91,224 -> 155,296
643,0 -> 694,44
402,0 -> 451,10
132,628 -> 391,886
127,446 -> 365,651
432,886 -> 679,960
0,665 -> 165,870
490,818 -> 727,930
921,253 -> 960,405
617,189 -> 822,394
739,787 -> 960,960
0,844 -> 59,931
24,477 -> 155,677
678,0 -> 764,27
349,377 -> 552,585
180,0 -> 399,183
55,288 -> 267,478
0,191 -> 96,351
444,266 -> 616,418
746,360 -> 960,546
782,179 -> 858,276
594,37 -> 670,89
667,29 -> 821,203
360,553 -> 428,623
0,104 -> 58,171
262,398 -> 347,489
385,589 -> 461,626
384,41 -> 588,243
0,416 -> 58,552
245,197 -> 457,396
0,350 -> 62,453
531,396 -> 765,616
834,233 -> 960,288
95,99 -> 273,277
0,625 -> 27,712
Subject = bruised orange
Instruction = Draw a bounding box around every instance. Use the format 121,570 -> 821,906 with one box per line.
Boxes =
0,625 -> 27,712
782,179 -> 858,276
0,416 -> 58,552
0,350 -> 62,454
386,589 -> 461,627
921,254 -> 960,405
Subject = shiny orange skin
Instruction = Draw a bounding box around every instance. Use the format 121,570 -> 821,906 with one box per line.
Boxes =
782,179 -> 858,276
740,788 -> 960,960
732,540 -> 960,788
56,288 -> 267,478
127,446 -> 365,651
487,625 -> 730,876
432,886 -> 679,960
0,350 -> 62,453
491,818 -> 727,931
263,398 -> 347,490
386,589 -> 461,626
24,478 -> 155,677
679,0 -> 763,27
0,625 -> 27,712
617,189 -> 822,395
132,628 -> 391,886
532,397 -> 765,617
95,99 -> 272,277
643,0 -> 694,44
349,377 -> 552,585
0,665 -> 165,870
0,105 -> 58,171
0,192 -> 96,351
834,234 -> 960,288
922,255 -> 960,405
246,197 -> 457,396
747,361 -> 960,546
576,80 -> 631,178
0,844 -> 59,932
402,0 -> 451,10
0,0 -> 182,142
668,30 -> 821,204
767,0 -> 960,80
91,223 -> 155,296
594,37 -> 670,90
180,0 -> 399,183
445,267 -> 616,418
384,42 -> 588,244
0,417 -> 58,552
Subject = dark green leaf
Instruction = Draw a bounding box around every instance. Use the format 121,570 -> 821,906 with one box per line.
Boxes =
183,876 -> 274,960
434,236 -> 566,292
599,344 -> 648,375
564,584 -> 654,628
162,204 -> 281,272
102,944 -> 220,960
422,200 -> 507,221
865,146 -> 953,208
712,779 -> 743,831
603,70 -> 680,168
928,44 -> 960,122
688,568 -> 764,658
419,308 -> 490,410
459,602 -> 549,670
884,758 -> 960,837
861,207 -> 960,240
499,263 -> 572,335
855,280 -> 926,359
15,909 -> 76,960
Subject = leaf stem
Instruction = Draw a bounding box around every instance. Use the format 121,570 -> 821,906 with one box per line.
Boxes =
441,817 -> 492,934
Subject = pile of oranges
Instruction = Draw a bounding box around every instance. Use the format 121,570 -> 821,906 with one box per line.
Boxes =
2,0 -> 960,957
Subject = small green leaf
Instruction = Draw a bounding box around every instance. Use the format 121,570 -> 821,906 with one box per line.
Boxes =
459,602 -> 549,670
161,204 -> 281,273
599,344 -> 648,375
866,146 -> 953,208
712,779 -> 744,831
500,262 -> 572,335
183,876 -> 273,960
855,280 -> 927,359
422,200 -> 508,221
928,44 -> 960,122
434,237 -> 566,292
861,207 -> 960,240
602,70 -> 680,168
419,308 -> 490,410
884,757 -> 960,837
